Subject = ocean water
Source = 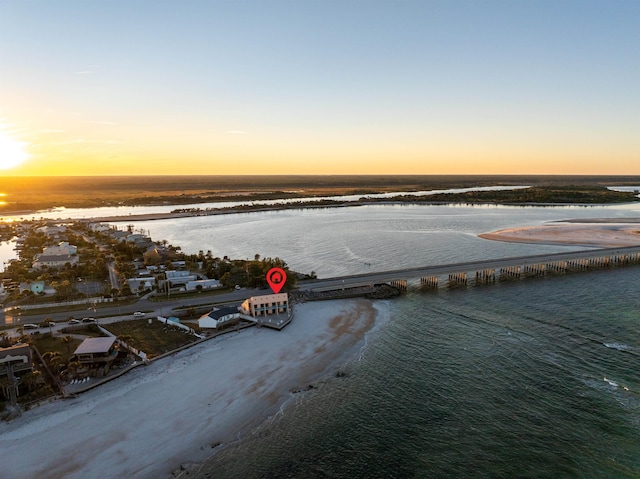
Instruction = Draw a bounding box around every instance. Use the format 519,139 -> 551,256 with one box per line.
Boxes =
195,268 -> 640,478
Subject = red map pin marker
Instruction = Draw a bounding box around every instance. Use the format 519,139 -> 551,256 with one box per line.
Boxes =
266,267 -> 286,294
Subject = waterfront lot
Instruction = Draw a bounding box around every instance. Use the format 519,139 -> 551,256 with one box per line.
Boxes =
103,318 -> 199,358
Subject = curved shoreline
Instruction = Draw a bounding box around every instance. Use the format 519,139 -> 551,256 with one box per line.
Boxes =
0,299 -> 384,479
479,223 -> 640,247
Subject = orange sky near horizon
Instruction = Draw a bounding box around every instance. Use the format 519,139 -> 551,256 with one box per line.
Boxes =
2,111 -> 638,176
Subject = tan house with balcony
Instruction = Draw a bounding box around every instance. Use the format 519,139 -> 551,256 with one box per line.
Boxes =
240,293 -> 289,317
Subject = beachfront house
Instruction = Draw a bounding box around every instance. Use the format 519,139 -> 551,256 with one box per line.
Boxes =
198,306 -> 241,329
72,337 -> 119,377
0,343 -> 33,377
240,293 -> 289,317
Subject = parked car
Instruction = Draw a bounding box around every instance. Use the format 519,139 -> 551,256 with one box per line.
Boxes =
82,317 -> 96,323
23,323 -> 39,329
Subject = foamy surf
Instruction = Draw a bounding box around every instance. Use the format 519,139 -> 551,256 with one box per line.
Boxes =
603,342 -> 632,351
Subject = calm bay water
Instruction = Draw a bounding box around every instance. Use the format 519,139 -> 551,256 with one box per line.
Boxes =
122,202 -> 640,277
195,269 -> 640,479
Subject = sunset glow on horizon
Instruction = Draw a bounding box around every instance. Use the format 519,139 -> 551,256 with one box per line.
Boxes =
1,1 -> 638,177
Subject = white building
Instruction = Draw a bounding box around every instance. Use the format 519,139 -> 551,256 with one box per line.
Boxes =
127,277 -> 157,291
88,223 -> 110,232
165,270 -> 197,286
42,242 -> 77,256
32,254 -> 79,270
198,306 -> 241,329
35,225 -> 67,236
240,293 -> 289,317
185,279 -> 221,291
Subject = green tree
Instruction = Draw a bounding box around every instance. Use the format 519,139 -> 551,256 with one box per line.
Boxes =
21,370 -> 42,393
42,351 -> 63,375
62,335 -> 73,353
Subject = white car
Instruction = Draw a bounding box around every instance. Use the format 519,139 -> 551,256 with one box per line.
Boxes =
23,323 -> 39,329
68,319 -> 81,324
133,312 -> 145,318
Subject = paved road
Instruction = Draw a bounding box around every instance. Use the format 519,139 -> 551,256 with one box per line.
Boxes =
2,287 -> 263,334
106,261 -> 120,291
5,245 -> 640,333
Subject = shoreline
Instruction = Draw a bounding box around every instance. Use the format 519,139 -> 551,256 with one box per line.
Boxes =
0,298 -> 386,479
3,200 -> 639,223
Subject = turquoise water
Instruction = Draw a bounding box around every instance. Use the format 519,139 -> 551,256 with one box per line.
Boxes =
196,268 -> 640,478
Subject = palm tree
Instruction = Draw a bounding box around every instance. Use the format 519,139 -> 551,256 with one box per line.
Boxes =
21,370 -> 42,393
62,335 -> 73,353
44,317 -> 54,335
42,351 -> 63,375
66,360 -> 81,380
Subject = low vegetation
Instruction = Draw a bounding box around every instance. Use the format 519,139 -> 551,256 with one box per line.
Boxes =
104,318 -> 199,359
391,185 -> 639,205
2,175 -> 638,214
32,333 -> 83,365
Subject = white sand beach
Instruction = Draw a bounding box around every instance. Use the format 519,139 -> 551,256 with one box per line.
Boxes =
479,222 -> 640,247
1,299 -> 387,479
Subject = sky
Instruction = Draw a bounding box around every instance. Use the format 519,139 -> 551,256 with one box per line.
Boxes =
0,0 -> 638,176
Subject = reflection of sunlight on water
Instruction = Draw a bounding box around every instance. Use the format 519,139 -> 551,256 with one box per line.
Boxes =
0,201 -> 6,206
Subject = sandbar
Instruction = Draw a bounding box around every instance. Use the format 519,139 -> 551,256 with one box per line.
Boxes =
479,222 -> 640,247
0,299 -> 386,479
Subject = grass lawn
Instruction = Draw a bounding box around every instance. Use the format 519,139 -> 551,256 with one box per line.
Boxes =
147,287 -> 233,302
102,318 -> 199,359
17,298 -> 138,318
60,324 -> 110,338
32,334 -> 83,364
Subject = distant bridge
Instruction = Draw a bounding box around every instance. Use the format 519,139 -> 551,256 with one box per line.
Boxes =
297,246 -> 640,293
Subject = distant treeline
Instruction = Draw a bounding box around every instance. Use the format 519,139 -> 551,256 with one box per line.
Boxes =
1,176 -> 639,213
389,185 -> 639,205
169,186 -> 639,217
